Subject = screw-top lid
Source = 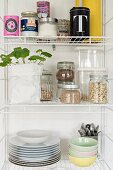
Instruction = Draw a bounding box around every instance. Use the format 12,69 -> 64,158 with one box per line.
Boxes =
39,17 -> 58,23
57,81 -> 75,88
62,84 -> 79,89
90,73 -> 108,80
57,61 -> 75,69
21,11 -> 38,17
42,70 -> 52,76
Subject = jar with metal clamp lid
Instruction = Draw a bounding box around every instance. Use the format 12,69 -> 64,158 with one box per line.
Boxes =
40,70 -> 53,101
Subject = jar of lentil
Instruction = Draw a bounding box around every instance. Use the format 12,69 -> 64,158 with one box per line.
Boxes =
57,81 -> 75,101
60,84 -> 81,104
40,70 -> 53,101
56,62 -> 75,82
89,73 -> 108,104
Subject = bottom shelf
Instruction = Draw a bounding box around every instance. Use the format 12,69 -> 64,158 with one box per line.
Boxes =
1,159 -> 111,170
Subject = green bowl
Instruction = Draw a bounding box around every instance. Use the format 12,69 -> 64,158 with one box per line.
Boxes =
69,137 -> 98,152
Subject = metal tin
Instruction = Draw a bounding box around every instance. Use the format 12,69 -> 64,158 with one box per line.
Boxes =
4,15 -> 19,36
37,1 -> 50,18
70,7 -> 90,38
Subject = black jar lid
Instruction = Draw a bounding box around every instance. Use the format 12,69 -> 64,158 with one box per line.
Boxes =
70,7 -> 90,12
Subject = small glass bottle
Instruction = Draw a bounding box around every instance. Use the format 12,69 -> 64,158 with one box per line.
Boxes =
56,62 -> 75,82
40,70 -> 53,101
59,84 -> 81,104
89,73 -> 108,104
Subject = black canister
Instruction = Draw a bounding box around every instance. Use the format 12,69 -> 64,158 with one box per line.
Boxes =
70,7 -> 90,39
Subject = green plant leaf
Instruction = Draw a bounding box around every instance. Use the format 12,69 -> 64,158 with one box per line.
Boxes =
41,52 -> 52,58
14,47 -> 22,51
22,48 -> 30,58
28,55 -> 46,62
36,49 -> 42,53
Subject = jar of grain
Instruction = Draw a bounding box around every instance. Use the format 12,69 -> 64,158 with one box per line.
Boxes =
89,73 -> 108,104
56,62 -> 75,82
40,70 -> 53,101
59,84 -> 81,104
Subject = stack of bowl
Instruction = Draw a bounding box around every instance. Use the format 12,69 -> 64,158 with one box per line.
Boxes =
68,137 -> 98,167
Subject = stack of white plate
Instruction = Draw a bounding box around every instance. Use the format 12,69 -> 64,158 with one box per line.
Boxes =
9,130 -> 61,167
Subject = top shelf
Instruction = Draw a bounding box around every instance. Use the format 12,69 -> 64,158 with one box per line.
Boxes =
1,36 -> 113,47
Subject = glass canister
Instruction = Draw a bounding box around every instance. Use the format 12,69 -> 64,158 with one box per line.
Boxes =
56,62 -> 75,82
57,81 -> 75,101
89,73 -> 108,104
38,18 -> 58,37
21,11 -> 38,36
78,49 -> 104,68
40,70 -> 53,101
59,84 -> 81,104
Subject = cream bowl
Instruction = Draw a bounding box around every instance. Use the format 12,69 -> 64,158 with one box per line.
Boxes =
69,137 -> 98,152
69,155 -> 97,167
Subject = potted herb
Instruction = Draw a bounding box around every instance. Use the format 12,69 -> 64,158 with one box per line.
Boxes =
0,47 -> 52,104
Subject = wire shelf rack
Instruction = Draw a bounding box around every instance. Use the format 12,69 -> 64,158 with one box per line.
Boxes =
0,36 -> 113,46
1,159 -> 111,170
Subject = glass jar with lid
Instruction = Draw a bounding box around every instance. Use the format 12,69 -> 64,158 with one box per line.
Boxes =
40,70 -> 53,101
38,17 -> 58,37
89,73 -> 108,104
56,62 -> 75,82
57,81 -> 75,101
21,11 -> 38,36
59,83 -> 81,104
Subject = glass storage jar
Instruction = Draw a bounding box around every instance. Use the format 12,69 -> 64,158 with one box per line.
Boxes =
40,70 -> 53,101
21,11 -> 38,36
57,81 -> 75,101
56,62 -> 75,82
78,68 -> 107,101
59,84 -> 81,104
38,17 -> 58,37
78,49 -> 104,68
89,73 -> 108,104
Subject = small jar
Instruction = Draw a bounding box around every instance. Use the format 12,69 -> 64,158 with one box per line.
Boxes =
21,11 -> 38,36
89,73 -> 108,104
57,81 -> 75,101
38,18 -> 58,36
60,84 -> 81,104
57,19 -> 70,36
40,71 -> 53,101
56,62 -> 75,82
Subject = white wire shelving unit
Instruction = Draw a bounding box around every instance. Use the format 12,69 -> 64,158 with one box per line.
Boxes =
1,159 -> 111,170
0,36 -> 113,47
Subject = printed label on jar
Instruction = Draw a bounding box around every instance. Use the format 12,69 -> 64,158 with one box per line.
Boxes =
5,18 -> 18,32
21,19 -> 38,32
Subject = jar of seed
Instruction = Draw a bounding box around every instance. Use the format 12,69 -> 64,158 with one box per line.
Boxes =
40,70 -> 53,101
89,73 -> 108,104
59,83 -> 81,104
56,62 -> 75,82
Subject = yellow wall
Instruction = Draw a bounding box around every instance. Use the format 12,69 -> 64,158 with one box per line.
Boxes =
75,0 -> 102,37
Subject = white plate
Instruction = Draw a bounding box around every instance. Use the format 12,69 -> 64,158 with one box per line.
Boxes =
9,147 -> 60,154
9,150 -> 61,158
9,143 -> 60,151
9,156 -> 61,167
17,130 -> 51,144
9,152 -> 61,162
9,136 -> 60,148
